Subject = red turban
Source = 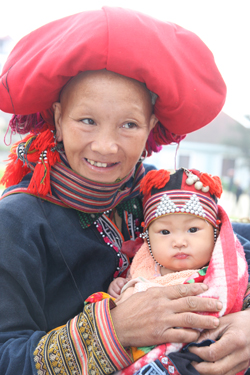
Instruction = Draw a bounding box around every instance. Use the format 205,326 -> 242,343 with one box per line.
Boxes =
0,7 -> 226,139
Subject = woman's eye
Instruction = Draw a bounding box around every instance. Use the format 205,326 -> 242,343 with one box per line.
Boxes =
160,230 -> 170,235
189,227 -> 198,233
122,122 -> 138,129
81,118 -> 95,125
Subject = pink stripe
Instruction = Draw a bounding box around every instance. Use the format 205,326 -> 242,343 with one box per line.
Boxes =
70,316 -> 87,372
95,301 -> 131,369
218,206 -> 239,314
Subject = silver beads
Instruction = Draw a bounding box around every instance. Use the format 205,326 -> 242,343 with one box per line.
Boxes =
184,169 -> 210,193
186,174 -> 199,185
181,194 -> 206,218
155,194 -> 177,217
155,193 -> 206,219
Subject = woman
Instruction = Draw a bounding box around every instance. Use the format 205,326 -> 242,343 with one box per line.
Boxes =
0,7 -> 249,375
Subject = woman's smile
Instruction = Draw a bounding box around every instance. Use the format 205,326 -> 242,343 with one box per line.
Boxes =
83,158 -> 120,176
85,158 -> 119,169
53,70 -> 158,183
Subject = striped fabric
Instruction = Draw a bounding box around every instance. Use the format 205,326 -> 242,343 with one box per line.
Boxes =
1,155 -> 145,214
144,190 -> 218,228
50,156 -> 144,213
33,299 -> 132,374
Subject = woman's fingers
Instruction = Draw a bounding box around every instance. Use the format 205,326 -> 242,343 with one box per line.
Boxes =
111,284 -> 221,348
190,310 -> 250,375
161,311 -> 220,332
192,359 -> 249,375
161,282 -> 208,300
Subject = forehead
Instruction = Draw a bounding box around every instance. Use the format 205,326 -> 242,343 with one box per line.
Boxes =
151,214 -> 208,227
60,70 -> 152,110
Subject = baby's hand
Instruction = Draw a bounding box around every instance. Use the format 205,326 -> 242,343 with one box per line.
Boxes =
107,277 -> 128,298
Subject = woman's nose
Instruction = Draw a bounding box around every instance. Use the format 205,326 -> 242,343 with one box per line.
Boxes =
90,129 -> 118,155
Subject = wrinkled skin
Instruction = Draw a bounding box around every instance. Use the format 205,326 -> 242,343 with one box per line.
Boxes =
111,283 -> 222,348
190,309 -> 250,375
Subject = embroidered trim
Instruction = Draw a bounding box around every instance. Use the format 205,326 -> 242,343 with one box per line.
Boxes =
94,215 -> 129,278
77,198 -> 143,278
76,197 -> 143,229
33,299 -> 132,374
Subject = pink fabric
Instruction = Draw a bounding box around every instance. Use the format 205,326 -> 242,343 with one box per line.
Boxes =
118,205 -> 248,375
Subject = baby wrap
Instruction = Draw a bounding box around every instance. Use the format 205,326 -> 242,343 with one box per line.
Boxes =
118,205 -> 248,375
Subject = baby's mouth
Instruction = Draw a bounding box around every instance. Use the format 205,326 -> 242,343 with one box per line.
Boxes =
86,158 -> 118,168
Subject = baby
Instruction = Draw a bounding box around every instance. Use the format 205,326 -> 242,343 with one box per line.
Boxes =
107,168 -> 248,369
108,168 -> 222,300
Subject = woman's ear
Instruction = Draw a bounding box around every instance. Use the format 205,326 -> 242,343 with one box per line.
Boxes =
149,114 -> 158,132
53,102 -> 63,142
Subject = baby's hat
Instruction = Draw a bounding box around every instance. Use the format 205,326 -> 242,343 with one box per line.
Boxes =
140,168 -> 223,229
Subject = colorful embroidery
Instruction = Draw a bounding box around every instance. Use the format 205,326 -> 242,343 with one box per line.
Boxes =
34,299 -> 131,374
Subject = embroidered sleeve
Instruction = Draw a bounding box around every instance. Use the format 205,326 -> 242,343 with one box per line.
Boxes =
33,299 -> 132,374
242,282 -> 250,310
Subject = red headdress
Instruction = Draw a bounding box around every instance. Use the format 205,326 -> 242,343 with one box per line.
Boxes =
0,7 -> 226,192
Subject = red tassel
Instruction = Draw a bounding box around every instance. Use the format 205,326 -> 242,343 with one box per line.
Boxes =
28,148 -> 61,196
1,122 -> 60,196
0,153 -> 30,187
140,169 -> 171,196
28,157 -> 48,195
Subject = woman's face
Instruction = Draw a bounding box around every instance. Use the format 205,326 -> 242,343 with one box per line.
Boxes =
54,70 -> 158,183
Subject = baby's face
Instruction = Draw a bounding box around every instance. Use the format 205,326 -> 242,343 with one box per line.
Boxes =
148,214 -> 214,274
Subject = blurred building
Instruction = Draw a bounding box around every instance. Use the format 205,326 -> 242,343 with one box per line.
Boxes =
149,111 -> 250,191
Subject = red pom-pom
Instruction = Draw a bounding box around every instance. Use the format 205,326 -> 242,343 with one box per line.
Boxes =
200,173 -> 223,198
140,169 -> 171,196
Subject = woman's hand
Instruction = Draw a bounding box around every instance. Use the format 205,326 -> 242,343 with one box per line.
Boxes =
189,309 -> 250,375
111,283 -> 222,348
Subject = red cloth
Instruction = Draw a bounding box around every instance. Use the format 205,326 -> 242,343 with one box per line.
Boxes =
0,7 -> 226,138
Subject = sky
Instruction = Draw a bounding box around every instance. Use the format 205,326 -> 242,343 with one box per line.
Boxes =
1,0 -> 250,126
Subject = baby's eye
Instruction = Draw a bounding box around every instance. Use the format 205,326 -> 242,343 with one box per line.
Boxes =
122,122 -> 138,129
160,230 -> 170,235
81,118 -> 95,125
188,227 -> 199,233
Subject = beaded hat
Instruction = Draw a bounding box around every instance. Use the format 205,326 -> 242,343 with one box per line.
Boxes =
140,168 -> 223,229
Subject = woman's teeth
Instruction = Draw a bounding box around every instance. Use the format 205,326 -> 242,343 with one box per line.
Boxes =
87,159 -> 108,168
